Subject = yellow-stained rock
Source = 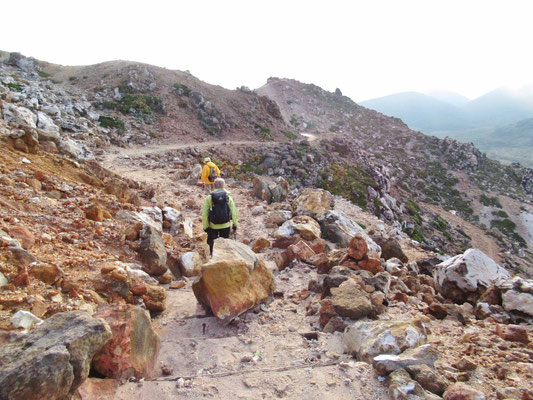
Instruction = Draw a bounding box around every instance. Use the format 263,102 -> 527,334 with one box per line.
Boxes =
192,239 -> 274,324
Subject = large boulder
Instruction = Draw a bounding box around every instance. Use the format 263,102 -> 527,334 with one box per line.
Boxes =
252,176 -> 289,204
0,311 -> 111,400
36,111 -> 60,135
344,319 -> 428,363
92,305 -> 160,379
116,210 -> 162,232
330,279 -> 373,319
434,249 -> 511,303
273,215 -> 321,241
502,289 -> 533,316
318,210 -> 381,256
293,188 -> 334,218
265,210 -> 292,227
137,226 -> 168,276
3,104 -> 37,128
192,239 -> 274,324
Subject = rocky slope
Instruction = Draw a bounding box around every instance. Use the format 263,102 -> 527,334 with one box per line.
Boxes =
0,51 -> 533,400
258,77 -> 533,272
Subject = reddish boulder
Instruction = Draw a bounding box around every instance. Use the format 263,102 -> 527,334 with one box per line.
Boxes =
93,305 -> 160,379
347,235 -> 368,261
495,324 -> 529,344
285,240 -> 316,263
13,268 -> 30,287
8,226 -> 35,249
29,263 -> 63,285
443,383 -> 486,400
142,284 -> 167,312
358,256 -> 384,274
252,237 -> 271,253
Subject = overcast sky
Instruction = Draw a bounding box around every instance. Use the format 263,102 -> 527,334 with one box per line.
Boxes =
2,0 -> 533,102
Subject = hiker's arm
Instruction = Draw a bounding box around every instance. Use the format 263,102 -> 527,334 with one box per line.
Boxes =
202,196 -> 211,230
215,165 -> 221,176
229,196 -> 238,228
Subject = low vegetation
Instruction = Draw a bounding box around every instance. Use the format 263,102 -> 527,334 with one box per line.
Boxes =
320,162 -> 378,209
98,115 -> 124,130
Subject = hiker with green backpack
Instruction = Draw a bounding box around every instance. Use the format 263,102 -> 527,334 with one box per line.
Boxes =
202,178 -> 238,255
201,157 -> 220,193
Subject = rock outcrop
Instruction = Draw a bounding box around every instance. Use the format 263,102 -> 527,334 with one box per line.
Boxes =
434,249 -> 511,303
0,311 -> 111,400
92,305 -> 160,379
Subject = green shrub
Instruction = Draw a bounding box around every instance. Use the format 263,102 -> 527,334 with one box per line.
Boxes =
37,71 -> 51,78
410,227 -> 424,243
320,163 -> 377,209
492,210 -> 509,218
98,115 -> 124,130
174,83 -> 191,95
2,81 -> 23,91
283,130 -> 298,140
405,200 -> 422,224
480,194 -> 502,208
254,123 -> 273,140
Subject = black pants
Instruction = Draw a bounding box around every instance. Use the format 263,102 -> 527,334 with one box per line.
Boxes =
206,227 -> 230,255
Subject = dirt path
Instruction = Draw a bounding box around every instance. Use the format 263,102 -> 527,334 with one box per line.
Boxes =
98,147 -> 390,399
100,140 -> 280,165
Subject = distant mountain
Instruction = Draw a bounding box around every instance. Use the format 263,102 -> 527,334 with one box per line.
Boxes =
462,87 -> 533,127
360,92 -> 472,132
427,90 -> 470,107
361,86 -> 533,133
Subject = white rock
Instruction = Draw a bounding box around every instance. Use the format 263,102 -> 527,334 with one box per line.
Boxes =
180,251 -> 203,277
11,310 -> 43,329
3,104 -> 37,127
502,290 -> 533,316
21,157 -> 31,164
0,272 -> 8,287
251,206 -> 265,215
36,111 -> 60,134
344,320 -> 428,363
434,249 -> 511,302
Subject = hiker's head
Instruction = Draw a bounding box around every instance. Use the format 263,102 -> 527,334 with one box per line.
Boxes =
214,178 -> 225,189
204,157 -> 211,163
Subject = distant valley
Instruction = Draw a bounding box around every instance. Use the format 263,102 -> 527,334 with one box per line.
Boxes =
361,87 -> 533,167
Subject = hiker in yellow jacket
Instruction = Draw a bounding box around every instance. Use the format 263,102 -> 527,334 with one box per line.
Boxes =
201,157 -> 220,193
202,178 -> 238,255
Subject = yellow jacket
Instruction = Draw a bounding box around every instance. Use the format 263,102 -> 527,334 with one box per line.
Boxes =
201,162 -> 220,184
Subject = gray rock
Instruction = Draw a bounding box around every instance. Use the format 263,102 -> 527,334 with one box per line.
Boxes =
0,311 -> 111,400
252,176 -> 290,204
36,111 -> 60,134
372,344 -> 439,376
162,206 -> 182,235
502,289 -> 533,316
344,319 -> 428,363
3,103 -> 37,127
6,52 -> 39,72
318,210 -> 381,255
387,369 -> 441,400
138,226 -> 168,276
434,249 -> 511,303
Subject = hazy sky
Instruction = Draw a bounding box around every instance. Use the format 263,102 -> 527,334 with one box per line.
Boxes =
2,0 -> 533,102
